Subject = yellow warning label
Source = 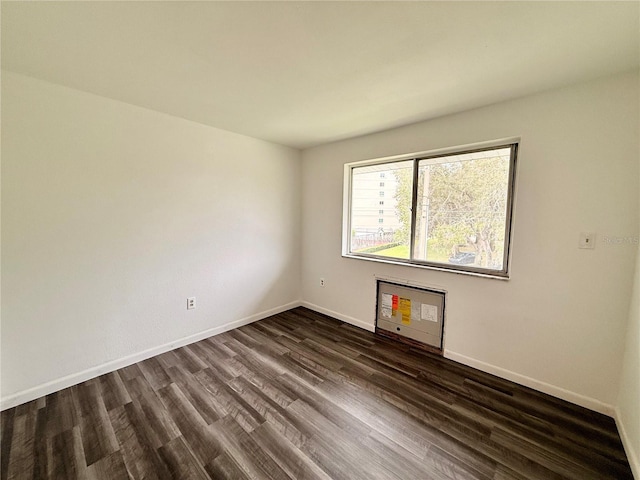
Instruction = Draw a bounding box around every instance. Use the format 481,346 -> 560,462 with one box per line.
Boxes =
399,297 -> 411,325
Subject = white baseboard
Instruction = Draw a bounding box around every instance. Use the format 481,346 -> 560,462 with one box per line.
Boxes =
445,350 -> 616,417
301,301 -> 376,332
0,300 -> 302,411
614,407 -> 640,480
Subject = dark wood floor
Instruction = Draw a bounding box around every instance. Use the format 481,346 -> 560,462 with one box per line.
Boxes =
1,307 -> 633,480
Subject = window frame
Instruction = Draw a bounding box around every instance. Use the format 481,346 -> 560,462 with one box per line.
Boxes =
342,140 -> 519,279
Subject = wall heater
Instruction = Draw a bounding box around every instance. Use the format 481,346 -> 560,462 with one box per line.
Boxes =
376,281 -> 445,353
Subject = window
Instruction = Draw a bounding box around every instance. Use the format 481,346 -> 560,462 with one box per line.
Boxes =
344,142 -> 517,277
378,218 -> 384,223
379,201 -> 384,205
379,182 -> 385,187
379,209 -> 384,215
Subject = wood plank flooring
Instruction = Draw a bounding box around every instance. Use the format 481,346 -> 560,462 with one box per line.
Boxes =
1,307 -> 633,479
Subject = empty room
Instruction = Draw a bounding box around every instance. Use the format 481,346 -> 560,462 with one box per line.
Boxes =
1,1 -> 639,479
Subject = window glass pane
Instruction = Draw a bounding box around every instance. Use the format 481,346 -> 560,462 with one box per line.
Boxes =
414,148 -> 511,270
350,160 -> 413,259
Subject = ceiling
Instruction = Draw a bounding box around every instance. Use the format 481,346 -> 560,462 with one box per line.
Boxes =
2,1 -> 639,149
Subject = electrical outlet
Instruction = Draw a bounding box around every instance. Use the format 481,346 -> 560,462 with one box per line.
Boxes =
320,278 -> 325,287
579,232 -> 596,249
187,297 -> 196,310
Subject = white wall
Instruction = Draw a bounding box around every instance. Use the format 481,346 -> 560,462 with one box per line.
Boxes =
1,71 -> 302,408
301,71 -> 639,413
617,188 -> 640,475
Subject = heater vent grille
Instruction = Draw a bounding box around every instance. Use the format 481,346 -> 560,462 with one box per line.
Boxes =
376,281 -> 445,352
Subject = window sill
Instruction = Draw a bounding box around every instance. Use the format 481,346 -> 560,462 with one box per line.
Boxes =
342,253 -> 510,280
